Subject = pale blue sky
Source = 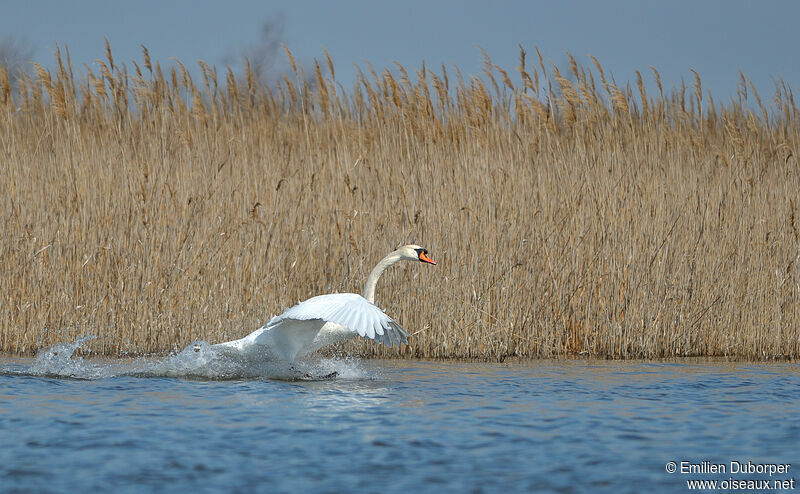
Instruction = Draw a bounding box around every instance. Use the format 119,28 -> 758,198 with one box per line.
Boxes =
2,0 -> 798,101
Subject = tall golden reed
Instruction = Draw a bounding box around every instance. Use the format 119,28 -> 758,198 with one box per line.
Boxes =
1,44 -> 798,360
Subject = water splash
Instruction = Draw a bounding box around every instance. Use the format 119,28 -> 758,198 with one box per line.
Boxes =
26,335 -> 119,379
2,336 -> 375,381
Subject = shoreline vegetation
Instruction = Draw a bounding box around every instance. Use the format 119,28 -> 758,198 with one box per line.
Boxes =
1,43 -> 798,360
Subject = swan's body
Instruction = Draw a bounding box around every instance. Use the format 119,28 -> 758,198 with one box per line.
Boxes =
214,245 -> 435,363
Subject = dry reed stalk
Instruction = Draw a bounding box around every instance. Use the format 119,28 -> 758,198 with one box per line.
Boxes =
0,44 -> 798,361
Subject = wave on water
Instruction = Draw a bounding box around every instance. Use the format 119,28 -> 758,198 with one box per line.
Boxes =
0,336 -> 373,381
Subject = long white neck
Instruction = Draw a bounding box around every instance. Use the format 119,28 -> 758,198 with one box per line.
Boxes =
362,250 -> 404,304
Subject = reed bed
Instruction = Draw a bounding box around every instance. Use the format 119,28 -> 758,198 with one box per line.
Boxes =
1,43 -> 798,360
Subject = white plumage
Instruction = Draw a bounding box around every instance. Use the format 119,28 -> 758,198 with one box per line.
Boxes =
213,245 -> 435,363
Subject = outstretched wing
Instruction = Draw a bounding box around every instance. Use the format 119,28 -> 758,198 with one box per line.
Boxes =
277,293 -> 409,347
213,293 -> 409,362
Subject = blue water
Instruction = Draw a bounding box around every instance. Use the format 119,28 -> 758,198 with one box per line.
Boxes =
1,339 -> 798,493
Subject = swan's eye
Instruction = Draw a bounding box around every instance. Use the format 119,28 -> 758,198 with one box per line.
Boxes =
416,249 -> 436,265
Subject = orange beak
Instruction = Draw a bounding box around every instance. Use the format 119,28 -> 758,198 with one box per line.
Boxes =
419,251 -> 436,265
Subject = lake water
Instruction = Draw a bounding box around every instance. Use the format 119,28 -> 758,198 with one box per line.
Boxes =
1,338 -> 798,493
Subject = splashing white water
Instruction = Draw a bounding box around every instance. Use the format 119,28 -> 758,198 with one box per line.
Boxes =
3,336 -> 374,381
26,336 -> 121,379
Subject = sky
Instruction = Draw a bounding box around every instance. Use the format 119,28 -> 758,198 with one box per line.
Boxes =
1,0 -> 798,102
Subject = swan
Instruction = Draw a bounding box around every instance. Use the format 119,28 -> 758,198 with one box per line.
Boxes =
213,244 -> 436,363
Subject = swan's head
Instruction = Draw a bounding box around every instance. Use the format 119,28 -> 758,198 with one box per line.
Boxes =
396,244 -> 437,265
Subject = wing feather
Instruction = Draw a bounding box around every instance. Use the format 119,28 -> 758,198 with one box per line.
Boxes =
387,324 -> 400,347
214,293 -> 411,363
372,319 -> 387,346
279,293 -> 408,346
373,318 -> 385,336
389,321 -> 409,346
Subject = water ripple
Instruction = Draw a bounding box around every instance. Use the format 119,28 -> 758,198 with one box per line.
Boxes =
1,345 -> 799,492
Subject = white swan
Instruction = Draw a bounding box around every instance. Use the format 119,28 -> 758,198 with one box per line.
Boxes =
213,245 -> 436,363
